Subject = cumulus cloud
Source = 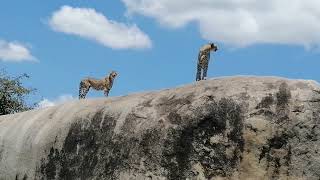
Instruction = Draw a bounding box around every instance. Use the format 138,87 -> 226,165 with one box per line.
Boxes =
49,5 -> 152,49
122,0 -> 320,48
0,40 -> 36,62
38,94 -> 74,108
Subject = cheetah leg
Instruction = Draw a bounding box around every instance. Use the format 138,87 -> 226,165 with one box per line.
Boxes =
82,87 -> 90,99
79,81 -> 85,99
79,85 -> 90,99
79,87 -> 85,99
202,65 -> 208,80
104,89 -> 110,97
196,63 -> 202,81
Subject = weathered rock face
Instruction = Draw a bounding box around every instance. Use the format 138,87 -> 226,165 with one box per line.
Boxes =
1,76 -> 320,180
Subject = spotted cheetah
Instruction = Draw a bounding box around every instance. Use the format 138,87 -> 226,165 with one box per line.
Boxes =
196,43 -> 218,81
79,71 -> 118,99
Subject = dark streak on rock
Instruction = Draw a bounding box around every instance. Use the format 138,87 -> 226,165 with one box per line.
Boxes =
257,83 -> 293,178
36,109 -> 167,180
0,146 -> 3,162
250,109 -> 275,118
162,98 -> 244,179
252,94 -> 276,120
23,174 -> 27,180
256,94 -> 274,109
167,112 -> 182,125
157,94 -> 194,113
15,174 -> 28,180
139,128 -> 163,170
276,82 -> 291,124
36,111 -> 117,180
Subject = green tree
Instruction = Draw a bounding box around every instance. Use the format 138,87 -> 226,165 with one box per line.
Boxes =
0,72 -> 36,115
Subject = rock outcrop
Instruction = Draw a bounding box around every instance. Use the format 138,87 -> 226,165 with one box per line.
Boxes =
1,76 -> 320,180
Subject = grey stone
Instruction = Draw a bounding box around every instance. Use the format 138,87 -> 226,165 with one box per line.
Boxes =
0,76 -> 320,179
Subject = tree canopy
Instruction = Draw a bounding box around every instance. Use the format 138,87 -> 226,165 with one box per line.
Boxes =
0,72 -> 36,115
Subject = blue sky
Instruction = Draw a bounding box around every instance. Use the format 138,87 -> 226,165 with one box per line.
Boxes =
1,0 -> 320,106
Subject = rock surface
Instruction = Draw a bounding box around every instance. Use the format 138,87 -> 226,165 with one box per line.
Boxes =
1,76 -> 320,180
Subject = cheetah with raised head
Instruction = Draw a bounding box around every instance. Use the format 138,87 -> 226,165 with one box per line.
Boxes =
196,43 -> 218,81
79,71 -> 118,99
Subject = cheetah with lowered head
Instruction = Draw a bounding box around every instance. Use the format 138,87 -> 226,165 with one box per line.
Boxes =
196,43 -> 218,81
79,71 -> 118,99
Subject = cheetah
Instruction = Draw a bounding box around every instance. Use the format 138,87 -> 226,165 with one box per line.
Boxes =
196,43 -> 218,81
79,71 -> 118,99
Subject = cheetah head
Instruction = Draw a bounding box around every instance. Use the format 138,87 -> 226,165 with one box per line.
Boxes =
210,43 -> 218,52
110,71 -> 118,79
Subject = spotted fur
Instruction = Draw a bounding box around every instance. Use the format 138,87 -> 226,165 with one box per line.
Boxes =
196,43 -> 218,81
79,71 -> 118,99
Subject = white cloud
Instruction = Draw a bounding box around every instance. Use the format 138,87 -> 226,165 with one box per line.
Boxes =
0,40 -> 36,62
49,5 -> 152,49
38,94 -> 74,108
122,0 -> 320,48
